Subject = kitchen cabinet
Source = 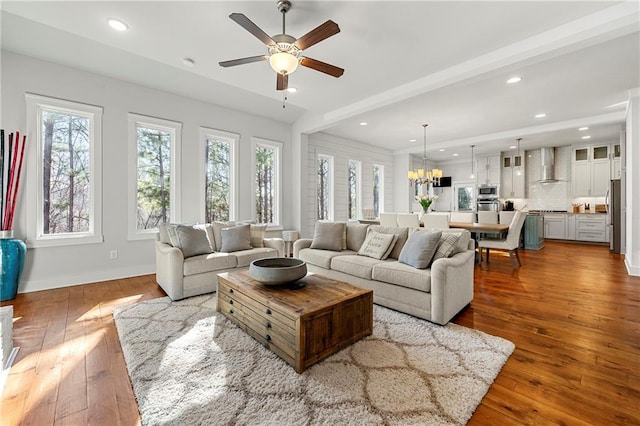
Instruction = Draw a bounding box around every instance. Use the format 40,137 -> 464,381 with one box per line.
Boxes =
612,143 -> 621,179
572,144 -> 612,196
565,214 -> 576,240
575,214 -> 607,242
501,153 -> 525,198
476,155 -> 501,186
524,214 -> 544,250
544,214 -> 566,239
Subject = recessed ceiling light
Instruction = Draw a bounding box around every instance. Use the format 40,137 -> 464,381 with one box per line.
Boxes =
578,127 -> 589,131
182,58 -> 195,67
453,153 -> 459,157
507,76 -> 522,84
439,148 -> 445,152
107,18 -> 129,32
509,145 -> 516,149
286,87 -> 298,93
582,135 -> 591,140
535,113 -> 547,119
409,139 -> 416,142
359,122 -> 368,126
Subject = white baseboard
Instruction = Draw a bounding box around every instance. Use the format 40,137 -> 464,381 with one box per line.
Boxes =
625,257 -> 640,276
19,264 -> 155,293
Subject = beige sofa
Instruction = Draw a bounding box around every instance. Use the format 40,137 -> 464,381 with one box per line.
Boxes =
156,221 -> 284,300
293,222 -> 474,325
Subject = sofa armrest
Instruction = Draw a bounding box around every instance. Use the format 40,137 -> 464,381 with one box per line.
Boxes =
263,237 -> 285,257
293,238 -> 313,258
429,249 -> 475,325
155,241 -> 185,300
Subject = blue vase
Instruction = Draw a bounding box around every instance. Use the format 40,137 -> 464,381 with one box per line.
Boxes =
0,230 -> 26,301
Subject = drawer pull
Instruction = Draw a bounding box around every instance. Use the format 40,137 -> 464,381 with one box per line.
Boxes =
229,300 -> 234,305
229,309 -> 234,314
229,289 -> 234,294
266,321 -> 272,329
266,334 -> 272,342
266,308 -> 272,315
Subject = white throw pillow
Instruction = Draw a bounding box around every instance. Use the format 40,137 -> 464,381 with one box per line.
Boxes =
358,231 -> 397,260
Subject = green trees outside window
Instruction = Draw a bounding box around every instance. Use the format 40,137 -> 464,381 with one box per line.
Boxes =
136,126 -> 171,230
255,144 -> 276,224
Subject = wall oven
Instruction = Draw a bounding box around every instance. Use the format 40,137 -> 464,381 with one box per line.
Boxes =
477,199 -> 500,212
477,185 -> 499,200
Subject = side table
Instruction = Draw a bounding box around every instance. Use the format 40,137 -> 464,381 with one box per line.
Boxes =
281,230 -> 299,257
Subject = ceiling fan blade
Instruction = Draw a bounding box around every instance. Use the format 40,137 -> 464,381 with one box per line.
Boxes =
300,57 -> 344,78
276,73 -> 288,91
219,55 -> 268,67
229,13 -> 276,46
294,20 -> 340,50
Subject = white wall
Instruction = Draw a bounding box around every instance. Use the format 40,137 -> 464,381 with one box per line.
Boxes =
303,132 -> 393,237
625,89 -> 639,276
1,51 -> 292,292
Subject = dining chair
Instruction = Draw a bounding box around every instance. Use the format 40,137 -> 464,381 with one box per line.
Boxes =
478,210 -> 527,268
396,213 -> 420,228
477,211 -> 498,224
379,213 -> 398,227
449,212 -> 474,223
499,211 -> 516,224
422,214 -> 450,230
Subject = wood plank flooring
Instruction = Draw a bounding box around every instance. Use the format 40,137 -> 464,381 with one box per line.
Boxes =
1,241 -> 639,425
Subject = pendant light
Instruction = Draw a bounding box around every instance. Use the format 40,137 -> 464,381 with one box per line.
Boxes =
408,123 -> 443,186
515,138 -> 522,176
470,145 -> 475,179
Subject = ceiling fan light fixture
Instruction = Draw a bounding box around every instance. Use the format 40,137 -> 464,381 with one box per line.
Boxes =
269,51 -> 299,74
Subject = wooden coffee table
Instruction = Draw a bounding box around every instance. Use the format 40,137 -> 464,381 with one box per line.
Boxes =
216,271 -> 373,373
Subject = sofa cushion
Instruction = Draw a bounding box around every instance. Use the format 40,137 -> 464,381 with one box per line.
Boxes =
212,221 -> 236,251
372,261 -> 432,293
331,255 -> 382,280
234,247 -> 279,267
183,252 -> 237,276
432,230 -> 471,263
249,224 -> 268,248
220,224 -> 252,253
298,248 -> 356,269
358,231 -> 397,260
168,224 -> 213,258
367,225 -> 409,260
346,222 -> 369,251
398,230 -> 442,269
310,221 -> 346,251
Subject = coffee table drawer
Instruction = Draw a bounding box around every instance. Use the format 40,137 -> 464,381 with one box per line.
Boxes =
218,285 -> 295,329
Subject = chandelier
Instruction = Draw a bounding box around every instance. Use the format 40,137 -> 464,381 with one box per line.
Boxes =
408,124 -> 443,186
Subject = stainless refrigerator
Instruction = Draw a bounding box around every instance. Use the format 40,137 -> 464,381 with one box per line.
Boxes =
607,179 -> 621,253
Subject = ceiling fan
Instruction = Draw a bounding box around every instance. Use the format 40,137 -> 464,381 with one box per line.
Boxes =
219,0 -> 344,91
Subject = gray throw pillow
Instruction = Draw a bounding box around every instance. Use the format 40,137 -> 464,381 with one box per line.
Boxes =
346,222 -> 369,251
249,224 -> 268,248
168,224 -> 213,258
432,232 -> 462,263
398,230 -> 442,269
358,231 -> 397,260
212,221 -> 236,251
220,224 -> 252,253
310,221 -> 346,251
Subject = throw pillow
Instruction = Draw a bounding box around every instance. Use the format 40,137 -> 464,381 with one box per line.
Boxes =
358,231 -> 397,260
346,222 -> 369,251
220,224 -> 252,253
398,230 -> 442,269
310,221 -> 346,251
212,221 -> 236,251
249,224 -> 268,248
432,232 -> 462,263
167,224 -> 213,258
367,225 -> 409,259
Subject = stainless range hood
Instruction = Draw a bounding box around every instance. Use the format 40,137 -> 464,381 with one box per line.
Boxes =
539,147 -> 559,183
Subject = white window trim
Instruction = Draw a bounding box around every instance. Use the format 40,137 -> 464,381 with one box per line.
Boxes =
317,153 -> 334,221
374,163 -> 385,214
127,113 -> 182,240
24,94 -> 104,248
199,127 -> 238,222
348,159 -> 362,220
251,137 -> 282,226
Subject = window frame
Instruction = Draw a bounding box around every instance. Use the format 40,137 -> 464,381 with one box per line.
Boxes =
316,153 -> 334,221
348,159 -> 362,220
373,163 -> 385,217
199,127 -> 238,222
127,113 -> 182,240
24,93 -> 104,248
251,137 -> 282,226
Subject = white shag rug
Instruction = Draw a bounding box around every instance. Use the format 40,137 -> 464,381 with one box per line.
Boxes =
114,294 -> 514,425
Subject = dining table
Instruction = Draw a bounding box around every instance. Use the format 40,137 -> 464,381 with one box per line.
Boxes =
448,222 -> 510,263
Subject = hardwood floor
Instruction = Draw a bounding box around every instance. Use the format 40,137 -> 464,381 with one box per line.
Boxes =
1,241 -> 639,425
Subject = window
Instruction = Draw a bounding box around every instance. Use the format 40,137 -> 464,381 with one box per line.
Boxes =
348,160 -> 361,220
373,164 -> 384,218
128,114 -> 181,239
25,94 -> 103,247
454,183 -> 475,211
317,154 -> 333,220
253,138 -> 281,225
201,128 -> 237,222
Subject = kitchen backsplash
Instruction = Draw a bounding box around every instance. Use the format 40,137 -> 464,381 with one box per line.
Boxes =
525,146 -> 572,210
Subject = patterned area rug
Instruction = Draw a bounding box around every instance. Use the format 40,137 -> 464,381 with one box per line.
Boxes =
114,294 -> 514,425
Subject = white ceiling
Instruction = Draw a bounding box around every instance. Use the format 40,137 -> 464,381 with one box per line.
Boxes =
1,1 -> 639,163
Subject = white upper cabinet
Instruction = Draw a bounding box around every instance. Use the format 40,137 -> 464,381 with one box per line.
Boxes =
571,144 -> 614,196
475,155 -> 501,186
501,152 -> 525,198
